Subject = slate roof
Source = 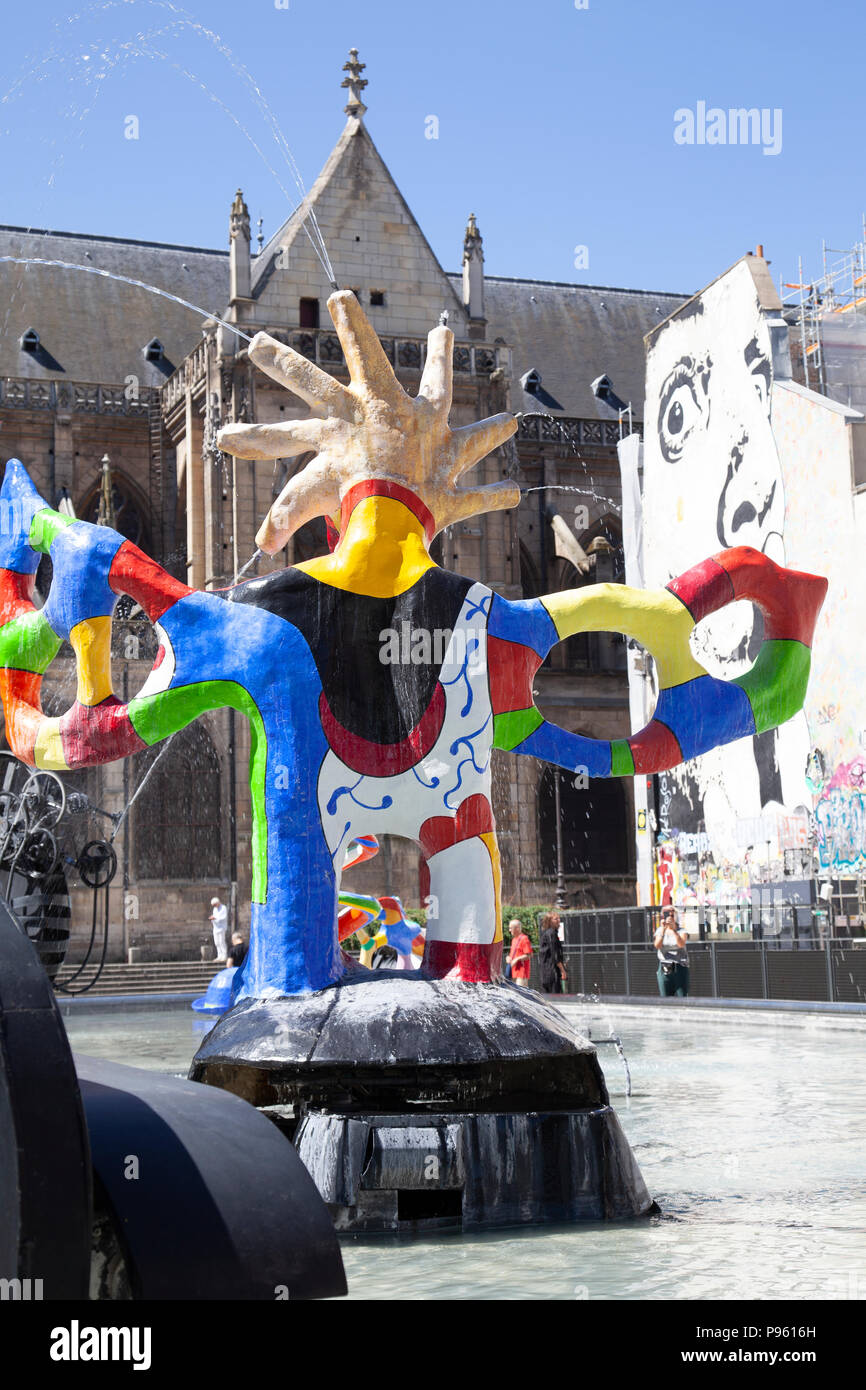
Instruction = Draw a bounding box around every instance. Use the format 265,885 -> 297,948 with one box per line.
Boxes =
450,275 -> 690,420
0,225 -> 228,385
0,223 -> 690,419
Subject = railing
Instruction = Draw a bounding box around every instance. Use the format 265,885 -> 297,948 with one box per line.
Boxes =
527,939 -> 866,1004
161,329 -> 505,415
559,902 -> 861,945
162,339 -> 209,413
266,328 -> 502,379
517,415 -> 641,447
0,377 -> 157,415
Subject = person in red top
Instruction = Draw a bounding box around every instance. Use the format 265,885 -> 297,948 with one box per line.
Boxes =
507,918 -> 533,987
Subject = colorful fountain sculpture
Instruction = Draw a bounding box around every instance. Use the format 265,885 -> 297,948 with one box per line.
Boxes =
0,292 -> 827,1230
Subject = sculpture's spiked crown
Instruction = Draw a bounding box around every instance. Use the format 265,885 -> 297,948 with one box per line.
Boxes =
217,291 -> 519,554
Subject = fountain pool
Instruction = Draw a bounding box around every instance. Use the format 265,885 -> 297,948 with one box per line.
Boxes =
60,997 -> 866,1301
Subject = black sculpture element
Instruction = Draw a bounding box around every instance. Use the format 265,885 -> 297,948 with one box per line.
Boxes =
0,899 -> 346,1299
0,897 -> 91,1297
78,1056 -> 346,1300
191,973 -> 655,1233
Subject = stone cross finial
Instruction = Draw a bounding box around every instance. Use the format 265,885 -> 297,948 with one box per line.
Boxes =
464,212 -> 482,253
342,48 -> 368,117
230,189 -> 250,243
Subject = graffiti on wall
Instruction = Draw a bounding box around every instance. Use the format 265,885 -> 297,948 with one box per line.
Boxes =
814,789 -> 866,871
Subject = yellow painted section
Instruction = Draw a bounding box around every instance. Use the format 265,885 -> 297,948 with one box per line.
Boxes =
480,830 -> 503,943
34,718 -> 69,771
296,496 -> 435,598
70,615 -> 114,707
541,584 -> 706,690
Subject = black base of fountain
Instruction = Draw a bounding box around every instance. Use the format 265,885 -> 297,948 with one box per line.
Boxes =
189,973 -> 654,1233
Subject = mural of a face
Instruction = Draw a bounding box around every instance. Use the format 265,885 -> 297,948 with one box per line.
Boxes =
646,261 -> 785,582
642,258 -> 809,863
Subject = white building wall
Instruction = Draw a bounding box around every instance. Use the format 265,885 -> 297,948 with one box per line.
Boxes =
639,254 -> 866,892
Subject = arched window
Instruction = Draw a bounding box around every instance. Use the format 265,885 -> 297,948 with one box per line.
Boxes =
133,722 -> 222,880
578,515 -> 625,583
538,765 -> 630,876
78,470 -> 152,552
545,515 -> 627,672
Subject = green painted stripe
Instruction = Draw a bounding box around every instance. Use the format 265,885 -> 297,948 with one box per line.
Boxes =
733,639 -> 811,734
29,507 -> 74,554
0,610 -> 62,674
129,681 -> 269,902
493,705 -> 543,751
610,739 -> 635,777
338,892 -> 381,915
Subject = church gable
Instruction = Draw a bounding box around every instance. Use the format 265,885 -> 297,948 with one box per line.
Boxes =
250,118 -> 467,339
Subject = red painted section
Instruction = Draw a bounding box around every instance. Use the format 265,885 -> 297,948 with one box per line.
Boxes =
666,557 -> 733,622
319,682 -> 445,777
60,697 -> 148,768
109,540 -> 192,622
423,939 -> 502,983
0,668 -> 43,763
418,792 -> 495,858
337,906 -> 371,944
656,845 -> 676,906
713,546 -> 828,645
342,834 -> 379,870
0,570 -> 36,625
325,518 -> 341,552
629,718 -> 683,774
339,479 -> 436,543
152,645 -> 166,671
487,634 -> 542,714
423,939 -> 457,978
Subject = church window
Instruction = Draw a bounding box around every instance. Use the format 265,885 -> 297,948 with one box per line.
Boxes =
133,722 -> 222,880
79,470 -> 152,552
370,290 -> 386,307
144,338 -> 164,363
538,766 -> 630,877
299,297 -> 319,329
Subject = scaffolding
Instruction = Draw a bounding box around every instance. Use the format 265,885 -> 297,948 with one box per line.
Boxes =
781,217 -> 866,401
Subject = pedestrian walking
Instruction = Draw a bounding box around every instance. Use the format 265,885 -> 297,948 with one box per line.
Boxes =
507,918 -> 533,987
539,911 -> 568,994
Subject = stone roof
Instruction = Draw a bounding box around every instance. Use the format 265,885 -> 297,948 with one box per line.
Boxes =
452,275 -> 690,420
0,220 -> 690,420
0,225 -> 228,385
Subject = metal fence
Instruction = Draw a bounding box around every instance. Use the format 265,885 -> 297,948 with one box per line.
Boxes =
559,902 -> 858,947
526,940 -> 866,1004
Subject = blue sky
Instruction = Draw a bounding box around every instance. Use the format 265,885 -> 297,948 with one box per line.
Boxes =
0,0 -> 861,301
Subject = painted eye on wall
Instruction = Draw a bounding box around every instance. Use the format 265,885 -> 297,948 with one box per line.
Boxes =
657,358 -> 705,462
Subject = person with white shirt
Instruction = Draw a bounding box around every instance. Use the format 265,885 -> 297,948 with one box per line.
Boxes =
209,896 -> 228,962
653,907 -> 690,997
